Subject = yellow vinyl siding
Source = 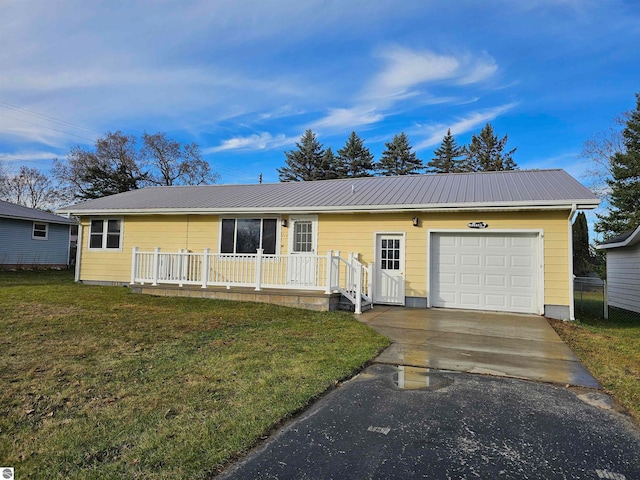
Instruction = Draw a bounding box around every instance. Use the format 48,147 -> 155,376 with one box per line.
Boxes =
79,215 -> 219,283
317,210 -> 571,307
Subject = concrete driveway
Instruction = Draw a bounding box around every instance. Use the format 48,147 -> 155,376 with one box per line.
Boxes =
359,306 -> 600,388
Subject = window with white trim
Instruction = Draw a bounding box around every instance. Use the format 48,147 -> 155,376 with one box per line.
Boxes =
32,222 -> 48,240
220,218 -> 277,254
89,219 -> 122,250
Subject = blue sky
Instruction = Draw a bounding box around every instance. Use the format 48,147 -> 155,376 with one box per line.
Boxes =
1,0 -> 639,214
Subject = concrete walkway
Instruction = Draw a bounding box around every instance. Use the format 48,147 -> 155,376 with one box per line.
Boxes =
359,306 -> 600,388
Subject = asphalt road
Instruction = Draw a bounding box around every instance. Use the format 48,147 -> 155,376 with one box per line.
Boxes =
217,364 -> 640,480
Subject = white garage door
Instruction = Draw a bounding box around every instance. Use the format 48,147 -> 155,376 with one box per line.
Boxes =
431,232 -> 540,314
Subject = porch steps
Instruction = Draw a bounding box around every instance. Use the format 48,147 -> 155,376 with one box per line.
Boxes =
337,295 -> 373,313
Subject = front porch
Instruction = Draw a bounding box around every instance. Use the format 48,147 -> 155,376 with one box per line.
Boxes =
129,283 -> 344,312
129,248 -> 372,313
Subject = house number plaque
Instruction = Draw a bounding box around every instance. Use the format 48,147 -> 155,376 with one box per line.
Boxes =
467,221 -> 488,229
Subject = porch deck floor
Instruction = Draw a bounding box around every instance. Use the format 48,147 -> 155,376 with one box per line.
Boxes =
129,283 -> 342,312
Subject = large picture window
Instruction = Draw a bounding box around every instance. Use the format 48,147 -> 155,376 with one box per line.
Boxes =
89,219 -> 122,250
220,218 -> 277,254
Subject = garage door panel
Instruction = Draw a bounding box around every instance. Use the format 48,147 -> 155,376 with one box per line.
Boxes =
485,274 -> 506,287
461,236 -> 481,247
460,274 -> 481,286
485,294 -> 507,308
485,255 -> 506,267
486,236 -> 507,248
431,233 -> 539,314
461,254 -> 481,266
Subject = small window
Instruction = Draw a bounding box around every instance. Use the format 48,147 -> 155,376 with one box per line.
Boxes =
220,218 -> 277,254
32,222 -> 48,240
89,219 -> 122,250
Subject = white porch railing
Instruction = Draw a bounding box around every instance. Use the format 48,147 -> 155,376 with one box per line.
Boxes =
130,247 -> 372,313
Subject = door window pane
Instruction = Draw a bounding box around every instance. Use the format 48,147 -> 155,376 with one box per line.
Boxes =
380,237 -> 401,270
293,221 -> 313,252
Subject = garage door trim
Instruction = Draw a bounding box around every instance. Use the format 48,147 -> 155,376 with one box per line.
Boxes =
427,229 -> 544,315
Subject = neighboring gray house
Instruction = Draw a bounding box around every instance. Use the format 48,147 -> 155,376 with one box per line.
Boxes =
597,226 -> 640,315
0,199 -> 76,269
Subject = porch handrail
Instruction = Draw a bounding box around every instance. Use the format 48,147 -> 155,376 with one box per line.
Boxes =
130,248 -> 371,313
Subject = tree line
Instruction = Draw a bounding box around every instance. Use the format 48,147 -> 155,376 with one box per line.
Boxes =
278,123 -> 517,181
0,131 -> 219,210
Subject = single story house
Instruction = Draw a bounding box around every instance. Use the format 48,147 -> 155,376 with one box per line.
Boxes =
597,226 -> 640,315
58,169 -> 599,319
0,199 -> 77,269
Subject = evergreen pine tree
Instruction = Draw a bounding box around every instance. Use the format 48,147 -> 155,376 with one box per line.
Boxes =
464,123 -> 517,172
318,147 -> 340,180
336,131 -> 375,178
572,211 -> 592,276
596,93 -> 640,238
426,129 -> 465,173
376,133 -> 423,176
277,130 -> 327,182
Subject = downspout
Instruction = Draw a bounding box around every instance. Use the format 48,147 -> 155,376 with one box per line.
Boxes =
568,204 -> 577,320
75,222 -> 83,283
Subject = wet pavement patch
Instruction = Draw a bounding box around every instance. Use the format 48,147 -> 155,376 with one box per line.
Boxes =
393,365 -> 453,391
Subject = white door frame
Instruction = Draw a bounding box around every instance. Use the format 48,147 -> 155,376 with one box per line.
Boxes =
373,231 -> 406,305
287,215 -> 319,286
426,229 -> 545,314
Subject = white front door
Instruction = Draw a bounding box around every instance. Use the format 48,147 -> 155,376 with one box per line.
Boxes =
374,233 -> 405,305
287,216 -> 318,286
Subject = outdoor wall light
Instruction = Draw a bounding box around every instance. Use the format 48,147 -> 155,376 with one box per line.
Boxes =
281,219 -> 287,227
412,217 -> 420,227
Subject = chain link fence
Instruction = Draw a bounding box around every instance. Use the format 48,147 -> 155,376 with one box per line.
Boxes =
574,276 -> 607,319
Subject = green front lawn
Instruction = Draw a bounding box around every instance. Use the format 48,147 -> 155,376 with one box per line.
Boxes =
0,271 -> 389,479
550,308 -> 640,423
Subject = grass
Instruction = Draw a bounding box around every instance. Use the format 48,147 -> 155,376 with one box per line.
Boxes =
549,298 -> 640,422
0,270 -> 389,479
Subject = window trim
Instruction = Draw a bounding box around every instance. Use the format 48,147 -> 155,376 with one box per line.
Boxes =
218,216 -> 281,255
87,218 -> 123,251
32,222 -> 49,240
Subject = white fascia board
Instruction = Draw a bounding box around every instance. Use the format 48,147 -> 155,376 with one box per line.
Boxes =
59,199 -> 600,217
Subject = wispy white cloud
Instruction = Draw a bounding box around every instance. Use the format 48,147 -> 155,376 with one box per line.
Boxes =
310,46 -> 500,135
309,107 -> 385,130
206,132 -> 296,153
415,103 -> 517,150
365,46 -> 498,101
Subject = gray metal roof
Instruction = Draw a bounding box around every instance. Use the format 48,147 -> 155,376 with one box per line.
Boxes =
58,169 -> 600,215
0,199 -> 77,224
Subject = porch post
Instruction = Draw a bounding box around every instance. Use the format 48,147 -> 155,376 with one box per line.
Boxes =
201,249 -> 210,289
130,246 -> 138,285
152,247 -> 160,286
325,250 -> 333,294
255,248 -> 263,291
355,261 -> 363,314
178,249 -> 185,287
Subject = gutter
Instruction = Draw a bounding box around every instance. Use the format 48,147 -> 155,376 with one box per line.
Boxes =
58,201 -> 601,217
568,204 -> 577,321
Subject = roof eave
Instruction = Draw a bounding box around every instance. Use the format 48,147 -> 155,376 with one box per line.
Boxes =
597,225 -> 640,250
59,199 -> 600,217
